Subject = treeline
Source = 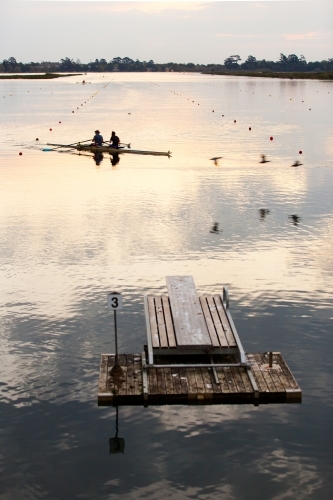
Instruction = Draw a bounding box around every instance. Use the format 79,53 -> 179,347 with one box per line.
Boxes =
1,54 -> 333,73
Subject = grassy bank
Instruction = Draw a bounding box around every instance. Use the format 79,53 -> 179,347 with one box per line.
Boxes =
0,73 -> 82,80
204,71 -> 333,80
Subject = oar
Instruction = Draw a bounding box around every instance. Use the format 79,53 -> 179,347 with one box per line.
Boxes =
42,139 -> 91,152
103,141 -> 131,148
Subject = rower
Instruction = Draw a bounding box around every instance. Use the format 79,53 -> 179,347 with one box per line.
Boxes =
92,130 -> 103,146
109,131 -> 120,149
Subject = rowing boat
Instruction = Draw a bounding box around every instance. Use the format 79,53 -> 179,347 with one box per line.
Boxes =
46,143 -> 171,156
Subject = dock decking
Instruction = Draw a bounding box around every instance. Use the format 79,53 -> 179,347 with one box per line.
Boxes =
98,352 -> 302,406
98,276 -> 302,407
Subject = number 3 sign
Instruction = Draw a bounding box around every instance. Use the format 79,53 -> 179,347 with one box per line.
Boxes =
107,292 -> 123,310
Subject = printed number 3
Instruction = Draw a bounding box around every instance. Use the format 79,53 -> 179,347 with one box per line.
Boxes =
111,297 -> 118,308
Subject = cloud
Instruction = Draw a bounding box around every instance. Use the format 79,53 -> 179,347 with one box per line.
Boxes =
217,34 -> 262,38
101,2 -> 208,13
283,31 -> 331,40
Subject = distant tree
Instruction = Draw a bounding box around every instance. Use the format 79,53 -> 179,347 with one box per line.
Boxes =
279,53 -> 288,64
224,55 -> 241,68
59,57 -> 75,71
241,55 -> 257,70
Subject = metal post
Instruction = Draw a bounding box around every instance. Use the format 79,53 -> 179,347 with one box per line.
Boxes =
114,310 -> 118,368
269,351 -> 273,368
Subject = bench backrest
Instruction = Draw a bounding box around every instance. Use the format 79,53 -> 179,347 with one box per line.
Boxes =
166,276 -> 212,347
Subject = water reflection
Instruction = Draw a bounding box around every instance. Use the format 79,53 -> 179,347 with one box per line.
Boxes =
259,209 -> 270,221
260,154 -> 270,164
93,152 -> 104,166
0,72 -> 333,500
289,214 -> 301,226
110,153 -> 121,166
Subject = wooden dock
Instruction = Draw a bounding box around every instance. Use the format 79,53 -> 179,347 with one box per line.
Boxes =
98,276 -> 302,407
98,352 -> 302,406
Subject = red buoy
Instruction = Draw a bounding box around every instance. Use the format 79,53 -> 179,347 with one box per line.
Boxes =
19,152 -> 22,156
36,138 -> 39,141
270,137 -> 273,140
59,121 -> 61,124
72,111 -> 74,113
212,110 -> 214,112
234,120 -> 236,123
249,127 -> 251,130
299,151 -> 302,154
49,128 -> 52,131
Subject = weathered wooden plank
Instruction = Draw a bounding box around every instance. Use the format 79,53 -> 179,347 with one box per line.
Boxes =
201,368 -> 216,394
148,296 -> 160,348
166,276 -> 212,347
254,354 -> 277,393
215,367 -> 230,393
259,354 -> 285,393
238,368 -> 254,393
164,368 -> 175,395
98,355 -> 108,393
230,366 -> 246,393
199,296 -> 220,347
206,295 -> 228,347
162,296 -> 177,347
155,297 -> 168,348
186,368 -> 198,397
271,353 -> 294,390
193,367 -> 206,394
133,355 -> 143,396
179,367 -> 189,394
213,295 -> 237,347
276,353 -> 299,389
118,354 -> 127,367
171,367 -> 183,394
126,354 -> 137,396
224,367 -> 238,393
156,368 -> 167,395
148,368 -> 159,395
247,354 -> 269,392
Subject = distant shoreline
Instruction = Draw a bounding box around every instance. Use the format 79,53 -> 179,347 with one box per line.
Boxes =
203,71 -> 333,80
0,73 -> 82,80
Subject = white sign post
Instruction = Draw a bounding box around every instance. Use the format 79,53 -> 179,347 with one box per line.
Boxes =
107,292 -> 123,368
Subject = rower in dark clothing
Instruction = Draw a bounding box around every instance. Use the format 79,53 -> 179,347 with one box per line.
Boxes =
92,130 -> 103,146
109,131 -> 120,149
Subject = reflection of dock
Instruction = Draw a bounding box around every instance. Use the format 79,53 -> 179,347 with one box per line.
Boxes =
98,276 -> 302,406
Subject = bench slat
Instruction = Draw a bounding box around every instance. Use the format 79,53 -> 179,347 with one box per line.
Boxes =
162,295 -> 177,347
206,295 -> 229,347
213,295 -> 237,347
199,296 -> 220,347
155,297 -> 169,348
147,296 -> 160,348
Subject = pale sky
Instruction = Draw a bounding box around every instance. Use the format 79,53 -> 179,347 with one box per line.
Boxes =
1,1 -> 332,64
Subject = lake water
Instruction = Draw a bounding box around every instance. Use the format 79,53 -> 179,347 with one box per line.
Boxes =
0,73 -> 332,499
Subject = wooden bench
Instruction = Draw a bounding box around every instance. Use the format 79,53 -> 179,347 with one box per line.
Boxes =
144,276 -> 245,365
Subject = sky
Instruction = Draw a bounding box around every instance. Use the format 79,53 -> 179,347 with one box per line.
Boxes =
1,1 -> 332,64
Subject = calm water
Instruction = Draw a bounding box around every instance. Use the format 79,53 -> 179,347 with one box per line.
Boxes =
0,73 -> 332,499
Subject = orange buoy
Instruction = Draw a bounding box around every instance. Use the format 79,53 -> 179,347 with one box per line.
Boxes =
49,128 -> 52,131
270,137 -> 273,140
